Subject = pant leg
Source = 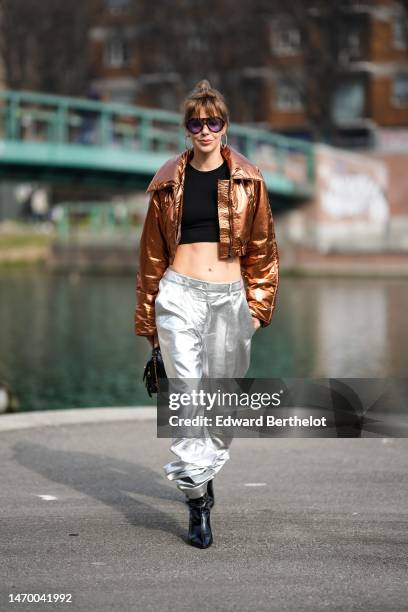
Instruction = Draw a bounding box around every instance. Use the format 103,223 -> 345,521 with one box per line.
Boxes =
155,276 -> 211,498
201,286 -> 256,472
154,275 -> 203,380
155,275 -> 254,499
203,285 -> 255,379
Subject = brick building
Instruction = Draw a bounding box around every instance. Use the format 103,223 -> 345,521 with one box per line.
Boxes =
88,0 -> 408,147
264,0 -> 408,146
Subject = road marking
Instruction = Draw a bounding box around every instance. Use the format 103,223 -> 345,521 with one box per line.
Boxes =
244,482 -> 266,487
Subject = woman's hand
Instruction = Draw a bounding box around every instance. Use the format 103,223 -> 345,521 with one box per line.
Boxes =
252,316 -> 261,331
147,332 -> 159,348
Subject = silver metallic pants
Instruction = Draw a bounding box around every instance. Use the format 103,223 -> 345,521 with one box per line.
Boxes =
155,267 -> 255,499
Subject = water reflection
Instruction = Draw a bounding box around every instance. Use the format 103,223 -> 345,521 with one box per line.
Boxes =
0,270 -> 406,411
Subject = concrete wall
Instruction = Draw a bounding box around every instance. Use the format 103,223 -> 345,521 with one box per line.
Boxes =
279,144 -> 408,254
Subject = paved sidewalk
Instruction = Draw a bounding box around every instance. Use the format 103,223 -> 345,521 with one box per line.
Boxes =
0,409 -> 407,611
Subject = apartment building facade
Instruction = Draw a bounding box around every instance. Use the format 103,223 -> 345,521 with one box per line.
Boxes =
76,0 -> 408,146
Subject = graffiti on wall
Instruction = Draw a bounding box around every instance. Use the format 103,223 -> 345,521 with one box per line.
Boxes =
317,147 -> 389,224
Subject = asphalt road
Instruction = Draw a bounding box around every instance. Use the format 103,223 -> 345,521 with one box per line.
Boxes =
0,412 -> 407,611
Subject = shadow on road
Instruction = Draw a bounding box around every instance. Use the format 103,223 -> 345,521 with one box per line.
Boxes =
12,440 -> 187,544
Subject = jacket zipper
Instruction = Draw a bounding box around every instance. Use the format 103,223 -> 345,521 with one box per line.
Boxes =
176,189 -> 184,245
228,180 -> 233,257
176,184 -> 184,245
176,159 -> 189,245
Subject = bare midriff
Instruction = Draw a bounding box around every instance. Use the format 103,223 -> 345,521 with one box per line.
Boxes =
170,242 -> 241,282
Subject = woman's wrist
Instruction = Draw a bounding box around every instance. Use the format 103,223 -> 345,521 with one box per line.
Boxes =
146,332 -> 159,347
251,315 -> 261,330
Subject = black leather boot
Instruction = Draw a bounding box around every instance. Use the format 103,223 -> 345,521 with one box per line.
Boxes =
186,493 -> 213,549
207,478 -> 215,508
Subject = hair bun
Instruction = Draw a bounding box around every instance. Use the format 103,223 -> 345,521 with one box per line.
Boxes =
195,79 -> 211,91
194,79 -> 215,97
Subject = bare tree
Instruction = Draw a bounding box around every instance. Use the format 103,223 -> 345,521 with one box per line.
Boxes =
128,0 -> 375,140
0,0 -> 102,94
1,0 -> 401,143
255,0 -> 368,142
127,0 -> 262,120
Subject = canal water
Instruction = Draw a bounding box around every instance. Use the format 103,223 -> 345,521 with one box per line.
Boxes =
0,268 -> 407,412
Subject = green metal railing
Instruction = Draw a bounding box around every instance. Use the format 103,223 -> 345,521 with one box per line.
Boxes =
54,201 -> 141,242
0,89 -> 315,196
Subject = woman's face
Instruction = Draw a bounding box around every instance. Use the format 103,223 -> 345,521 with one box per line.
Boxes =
186,108 -> 227,155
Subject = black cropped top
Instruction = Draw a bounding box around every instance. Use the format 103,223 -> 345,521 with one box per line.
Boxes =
179,159 -> 230,244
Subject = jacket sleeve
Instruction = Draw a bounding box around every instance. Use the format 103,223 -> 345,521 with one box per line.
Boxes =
134,190 -> 169,337
240,176 -> 279,328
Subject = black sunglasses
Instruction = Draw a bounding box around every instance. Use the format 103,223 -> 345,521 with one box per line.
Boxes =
185,116 -> 225,135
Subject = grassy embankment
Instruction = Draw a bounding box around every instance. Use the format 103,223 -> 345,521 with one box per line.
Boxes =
0,222 -> 55,267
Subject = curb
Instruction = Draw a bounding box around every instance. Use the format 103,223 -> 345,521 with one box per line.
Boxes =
0,406 -> 156,432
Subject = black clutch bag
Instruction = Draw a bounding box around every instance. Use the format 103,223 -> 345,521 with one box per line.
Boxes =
143,346 -> 167,397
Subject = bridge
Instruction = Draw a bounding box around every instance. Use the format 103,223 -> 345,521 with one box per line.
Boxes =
0,89 -> 315,199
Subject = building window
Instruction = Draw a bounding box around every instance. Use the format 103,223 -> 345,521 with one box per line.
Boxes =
109,90 -> 134,104
187,35 -> 208,53
392,74 -> 408,106
275,80 -> 303,111
338,30 -> 362,63
270,19 -> 301,56
105,35 -> 129,68
331,80 -> 365,122
392,13 -> 407,49
105,0 -> 129,15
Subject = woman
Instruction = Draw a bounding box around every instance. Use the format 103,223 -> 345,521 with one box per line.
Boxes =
135,79 -> 279,548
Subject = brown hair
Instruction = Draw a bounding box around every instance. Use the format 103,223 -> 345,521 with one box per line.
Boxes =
180,79 -> 230,128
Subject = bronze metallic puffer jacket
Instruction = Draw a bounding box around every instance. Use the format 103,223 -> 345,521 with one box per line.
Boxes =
134,143 -> 279,337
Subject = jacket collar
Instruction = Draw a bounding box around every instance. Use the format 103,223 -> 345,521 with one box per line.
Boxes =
145,143 -> 262,193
